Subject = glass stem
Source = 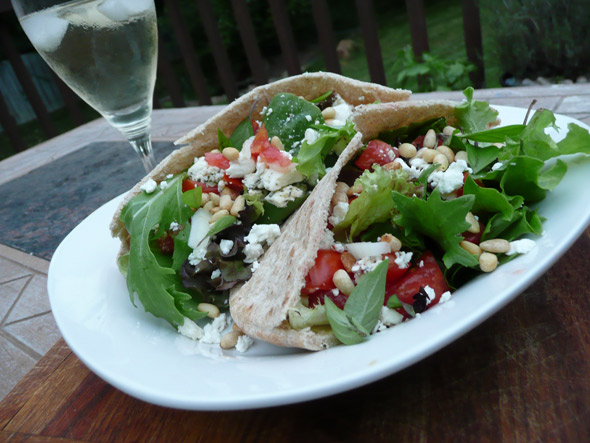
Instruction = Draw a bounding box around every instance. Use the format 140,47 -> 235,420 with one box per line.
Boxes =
128,131 -> 156,173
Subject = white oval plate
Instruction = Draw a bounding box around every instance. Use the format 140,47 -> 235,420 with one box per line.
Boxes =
48,106 -> 590,410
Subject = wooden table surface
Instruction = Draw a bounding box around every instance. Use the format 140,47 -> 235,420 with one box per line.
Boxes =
2,85 -> 590,442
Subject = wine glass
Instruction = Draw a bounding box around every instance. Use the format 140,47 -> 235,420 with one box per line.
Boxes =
11,0 -> 159,173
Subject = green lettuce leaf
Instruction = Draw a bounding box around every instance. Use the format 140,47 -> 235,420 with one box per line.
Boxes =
392,189 -> 478,268
335,166 -> 419,240
295,121 -> 356,179
121,175 -> 206,327
455,87 -> 499,133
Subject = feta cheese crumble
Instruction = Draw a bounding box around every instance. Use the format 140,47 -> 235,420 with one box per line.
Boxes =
394,251 -> 413,269
506,239 -> 536,256
188,157 -> 224,186
264,185 -> 305,208
328,201 -> 349,226
220,239 -> 234,255
243,224 -> 281,263
236,334 -> 254,353
428,159 -> 472,194
140,179 -> 157,194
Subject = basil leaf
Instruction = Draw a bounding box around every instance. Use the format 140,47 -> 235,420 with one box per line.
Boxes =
230,117 -> 254,151
460,124 -> 526,143
218,128 -> 232,150
325,298 -> 367,345
206,215 -> 237,237
182,187 -> 202,209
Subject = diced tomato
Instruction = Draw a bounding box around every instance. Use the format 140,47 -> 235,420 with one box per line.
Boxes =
385,251 -> 449,307
383,253 -> 409,284
308,290 -> 348,310
250,126 -> 271,157
462,222 -> 484,245
302,250 -> 344,295
157,233 -> 175,255
355,139 -> 399,170
260,144 -> 292,170
251,119 -> 260,134
223,174 -> 244,192
182,179 -> 220,195
205,152 -> 230,169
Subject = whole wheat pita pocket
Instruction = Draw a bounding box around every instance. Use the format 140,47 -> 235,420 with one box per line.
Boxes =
110,72 -> 410,250
109,72 -> 410,334
229,99 -> 467,351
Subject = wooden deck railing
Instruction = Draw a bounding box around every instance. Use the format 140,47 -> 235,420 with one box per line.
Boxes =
0,0 -> 485,156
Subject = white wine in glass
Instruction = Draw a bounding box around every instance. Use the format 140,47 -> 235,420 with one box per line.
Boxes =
12,0 -> 159,172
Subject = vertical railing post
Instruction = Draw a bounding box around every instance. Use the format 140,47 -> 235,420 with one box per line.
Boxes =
355,0 -> 387,85
268,0 -> 301,76
311,0 -> 341,74
404,0 -> 430,59
462,0 -> 486,88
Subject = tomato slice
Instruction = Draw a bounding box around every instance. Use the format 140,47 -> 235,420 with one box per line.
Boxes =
383,253 -> 409,284
223,174 -> 244,192
302,250 -> 344,295
205,152 -> 230,169
385,251 -> 449,307
355,139 -> 399,170
251,125 -> 271,157
182,179 -> 220,195
308,290 -> 348,310
251,119 -> 260,134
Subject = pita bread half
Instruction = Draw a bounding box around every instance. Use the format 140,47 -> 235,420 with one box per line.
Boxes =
229,100 -> 468,351
109,72 -> 410,249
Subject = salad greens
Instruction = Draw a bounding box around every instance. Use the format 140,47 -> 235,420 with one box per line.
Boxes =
120,91 -> 358,330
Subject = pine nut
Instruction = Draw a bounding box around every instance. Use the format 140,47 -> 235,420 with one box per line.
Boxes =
479,238 -> 510,254
416,147 -> 437,163
322,107 -> 336,119
333,269 -> 355,296
201,193 -> 210,206
203,201 -> 214,212
210,209 -> 229,223
479,252 -> 498,272
222,147 -> 239,161
443,125 -> 456,136
210,206 -> 221,214
331,191 -> 348,209
335,181 -> 350,195
220,330 -> 243,349
340,252 -> 356,273
398,143 -> 417,158
198,302 -> 220,318
466,212 -> 480,233
436,145 -> 455,163
423,129 -> 437,148
433,153 -> 449,171
381,233 -> 402,252
230,195 -> 245,216
325,118 -> 336,126
209,193 -> 220,205
210,149 -> 221,154
460,240 -> 482,256
219,194 -> 233,211
270,136 -> 284,151
455,150 -> 468,163
220,187 -> 233,196
347,183 -> 363,196
383,161 -> 401,171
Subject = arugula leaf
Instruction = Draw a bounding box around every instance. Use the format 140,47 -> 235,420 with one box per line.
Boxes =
462,175 -> 514,220
392,189 -> 478,268
310,90 -> 333,103
466,143 -> 500,174
263,93 -> 323,153
460,124 -> 526,143
483,206 -> 543,241
557,123 -> 590,155
121,175 -> 204,326
257,193 -> 307,224
230,117 -> 254,151
296,122 -> 356,179
325,260 -> 388,345
455,87 -> 499,133
335,166 -> 419,240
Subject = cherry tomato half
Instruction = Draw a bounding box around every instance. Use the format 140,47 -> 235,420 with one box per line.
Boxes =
355,139 -> 399,170
302,250 -> 344,295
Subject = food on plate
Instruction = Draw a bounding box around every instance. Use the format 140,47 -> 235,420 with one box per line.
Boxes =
230,88 -> 590,350
109,72 -> 410,351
